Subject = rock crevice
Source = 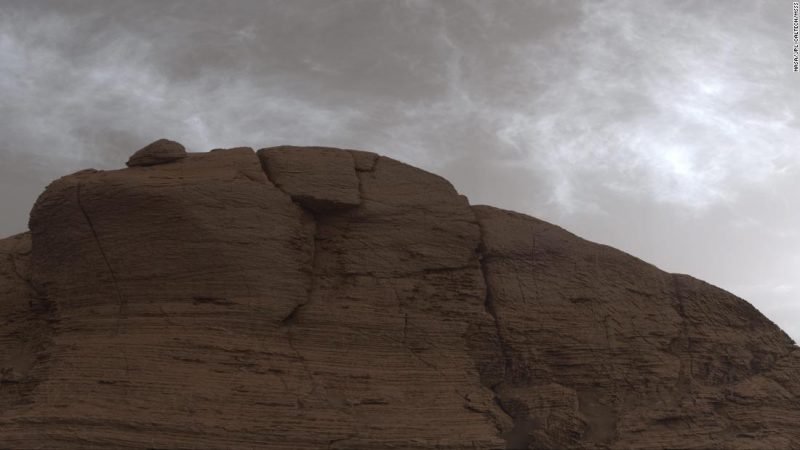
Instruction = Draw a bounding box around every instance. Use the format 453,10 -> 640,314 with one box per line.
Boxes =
0,141 -> 798,449
475,224 -> 521,448
75,182 -> 127,334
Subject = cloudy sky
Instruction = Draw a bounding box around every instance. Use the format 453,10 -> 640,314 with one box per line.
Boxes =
1,0 -> 799,341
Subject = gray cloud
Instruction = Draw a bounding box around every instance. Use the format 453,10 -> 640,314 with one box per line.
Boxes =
0,0 -> 798,341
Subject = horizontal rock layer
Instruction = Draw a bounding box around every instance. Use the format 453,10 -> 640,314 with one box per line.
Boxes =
0,143 -> 797,449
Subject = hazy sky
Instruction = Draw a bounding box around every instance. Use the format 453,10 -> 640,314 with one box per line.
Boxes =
1,0 -> 799,341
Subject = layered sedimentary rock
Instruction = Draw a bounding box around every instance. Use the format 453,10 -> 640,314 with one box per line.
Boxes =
125,138 -> 187,167
473,207 -> 800,449
0,141 -> 798,449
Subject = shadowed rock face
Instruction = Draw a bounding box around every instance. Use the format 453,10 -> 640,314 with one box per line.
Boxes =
0,141 -> 798,449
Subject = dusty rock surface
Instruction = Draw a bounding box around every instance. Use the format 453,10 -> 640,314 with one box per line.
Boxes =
126,138 -> 187,167
257,146 -> 361,212
0,142 -> 798,449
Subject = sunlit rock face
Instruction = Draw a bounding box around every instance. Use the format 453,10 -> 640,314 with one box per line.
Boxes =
1,141 -> 798,449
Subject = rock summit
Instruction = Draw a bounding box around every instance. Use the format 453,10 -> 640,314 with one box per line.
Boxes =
1,140 -> 798,449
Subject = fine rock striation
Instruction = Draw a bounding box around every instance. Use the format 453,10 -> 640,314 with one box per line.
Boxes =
0,140 -> 798,449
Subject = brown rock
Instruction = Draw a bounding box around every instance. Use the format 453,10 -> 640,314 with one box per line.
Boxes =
257,146 -> 361,212
126,138 -> 187,167
0,145 -> 798,449
349,149 -> 379,172
472,205 -> 799,449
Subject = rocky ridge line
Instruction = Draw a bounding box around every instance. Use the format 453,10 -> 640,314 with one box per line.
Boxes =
0,140 -> 798,449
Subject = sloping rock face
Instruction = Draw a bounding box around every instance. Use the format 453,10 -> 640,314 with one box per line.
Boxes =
0,142 -> 798,449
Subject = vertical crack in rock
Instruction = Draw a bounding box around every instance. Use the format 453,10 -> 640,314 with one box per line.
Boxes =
8,247 -> 43,305
257,152 -> 318,328
280,214 -> 327,407
8,245 -> 56,340
351,154 -> 451,378
479,251 -> 512,385
475,222 -> 528,449
384,287 -> 445,375
671,274 -> 694,394
348,150 -> 378,201
75,182 -> 126,334
353,155 -> 366,200
279,216 -> 317,332
257,155 -> 332,410
402,313 -> 409,343
279,209 -> 319,328
3,243 -> 56,393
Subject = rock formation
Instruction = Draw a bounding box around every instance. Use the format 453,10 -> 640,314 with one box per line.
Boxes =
0,141 -> 798,449
126,138 -> 187,167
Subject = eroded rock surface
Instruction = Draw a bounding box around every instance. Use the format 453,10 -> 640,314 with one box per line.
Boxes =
257,146 -> 361,212
472,206 -> 800,449
0,142 -> 798,449
126,138 -> 187,167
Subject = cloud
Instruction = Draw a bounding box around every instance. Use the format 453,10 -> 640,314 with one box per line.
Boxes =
484,0 -> 800,212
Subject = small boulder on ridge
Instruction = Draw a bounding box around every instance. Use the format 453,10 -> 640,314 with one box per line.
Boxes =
126,139 -> 187,167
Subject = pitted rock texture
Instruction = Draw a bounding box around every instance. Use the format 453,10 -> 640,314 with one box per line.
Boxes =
0,142 -> 798,449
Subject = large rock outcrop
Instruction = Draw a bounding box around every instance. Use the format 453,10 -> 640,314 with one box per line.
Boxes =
0,141 -> 798,449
